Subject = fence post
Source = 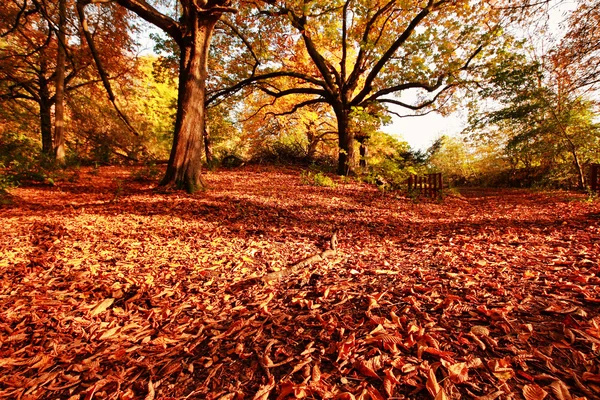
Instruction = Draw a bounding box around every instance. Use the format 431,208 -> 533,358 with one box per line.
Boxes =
592,164 -> 599,193
428,174 -> 433,198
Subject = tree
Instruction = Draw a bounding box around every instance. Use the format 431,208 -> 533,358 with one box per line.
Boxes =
220,0 -> 511,175
468,54 -> 600,188
467,0 -> 600,189
0,0 -> 135,160
80,0 -> 278,193
554,0 -> 600,92
54,0 -> 67,162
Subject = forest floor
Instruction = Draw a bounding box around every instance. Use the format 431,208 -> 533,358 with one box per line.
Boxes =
1,165 -> 600,400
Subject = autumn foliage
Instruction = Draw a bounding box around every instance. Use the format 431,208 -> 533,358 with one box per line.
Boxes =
1,166 -> 599,399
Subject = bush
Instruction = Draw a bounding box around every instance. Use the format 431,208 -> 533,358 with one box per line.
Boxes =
250,139 -> 307,165
0,172 -> 16,194
220,154 -> 246,168
362,159 -> 423,191
300,170 -> 337,188
0,132 -> 55,186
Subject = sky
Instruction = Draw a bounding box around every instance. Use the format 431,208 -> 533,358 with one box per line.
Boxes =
383,108 -> 466,152
384,1 -> 578,152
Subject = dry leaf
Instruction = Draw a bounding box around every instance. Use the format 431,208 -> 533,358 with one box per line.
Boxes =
90,298 -> 114,316
547,380 -> 572,400
522,384 -> 547,400
252,376 -> 275,400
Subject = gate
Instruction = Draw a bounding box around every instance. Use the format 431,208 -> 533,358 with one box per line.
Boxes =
407,173 -> 443,199
592,164 -> 600,194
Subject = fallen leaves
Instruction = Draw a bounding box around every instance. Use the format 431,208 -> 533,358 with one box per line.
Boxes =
0,166 -> 599,398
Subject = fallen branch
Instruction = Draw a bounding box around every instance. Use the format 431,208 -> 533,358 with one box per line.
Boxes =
262,231 -> 338,284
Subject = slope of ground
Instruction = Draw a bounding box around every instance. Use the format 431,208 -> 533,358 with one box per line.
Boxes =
0,166 -> 599,399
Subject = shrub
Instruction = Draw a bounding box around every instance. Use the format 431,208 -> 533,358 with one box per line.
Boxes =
0,132 -> 54,185
300,170 -> 337,188
362,159 -> 423,191
250,139 -> 307,165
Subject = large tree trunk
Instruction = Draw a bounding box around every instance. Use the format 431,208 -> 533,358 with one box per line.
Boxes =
40,97 -> 53,156
335,108 -> 355,175
39,59 -> 53,156
54,0 -> 67,163
203,123 -> 213,165
160,15 -> 219,193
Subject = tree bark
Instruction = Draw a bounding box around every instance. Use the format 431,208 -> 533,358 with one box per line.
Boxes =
358,138 -> 368,169
39,58 -> 53,156
40,96 -> 53,156
54,0 -> 67,163
335,107 -> 355,175
203,123 -> 213,165
160,15 -> 219,193
567,142 -> 585,189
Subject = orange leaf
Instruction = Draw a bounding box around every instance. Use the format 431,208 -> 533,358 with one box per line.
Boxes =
90,298 -> 114,316
547,380 -> 573,400
357,360 -> 379,379
522,384 -> 547,400
445,362 -> 469,383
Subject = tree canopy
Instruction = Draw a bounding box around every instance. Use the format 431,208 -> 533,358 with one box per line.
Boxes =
0,0 -> 599,191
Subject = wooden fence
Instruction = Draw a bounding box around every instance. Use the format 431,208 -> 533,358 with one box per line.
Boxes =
592,164 -> 600,194
407,173 -> 443,199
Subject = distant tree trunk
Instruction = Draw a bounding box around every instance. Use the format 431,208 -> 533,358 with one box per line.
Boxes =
307,138 -> 319,160
39,59 -> 53,156
203,123 -> 213,165
160,15 -> 219,193
567,143 -> 585,189
336,107 -> 355,175
306,122 -> 319,160
54,0 -> 67,163
357,136 -> 368,169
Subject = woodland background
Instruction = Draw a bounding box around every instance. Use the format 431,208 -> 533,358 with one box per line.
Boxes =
0,0 -> 599,192
1,1 -> 600,399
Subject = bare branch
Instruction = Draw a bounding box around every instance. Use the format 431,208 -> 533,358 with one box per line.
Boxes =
353,0 -> 436,105
264,98 -> 327,118
206,71 -> 327,105
359,76 -> 444,105
77,0 -> 141,136
377,83 -> 455,110
111,0 -> 182,44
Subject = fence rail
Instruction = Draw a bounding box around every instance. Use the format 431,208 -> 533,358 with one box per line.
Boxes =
407,173 -> 443,199
592,164 -> 600,194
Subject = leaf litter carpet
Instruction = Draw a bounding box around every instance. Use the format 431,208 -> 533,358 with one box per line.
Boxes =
1,166 -> 600,400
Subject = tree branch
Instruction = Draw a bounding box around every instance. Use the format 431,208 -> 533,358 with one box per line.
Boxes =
346,0 -> 395,92
206,71 -> 327,105
353,0 -> 437,105
264,98 -> 327,118
77,0 -> 141,136
219,17 -> 260,76
376,83 -> 455,110
284,7 -> 338,93
258,86 -> 327,98
111,0 -> 182,44
359,76 -> 444,105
